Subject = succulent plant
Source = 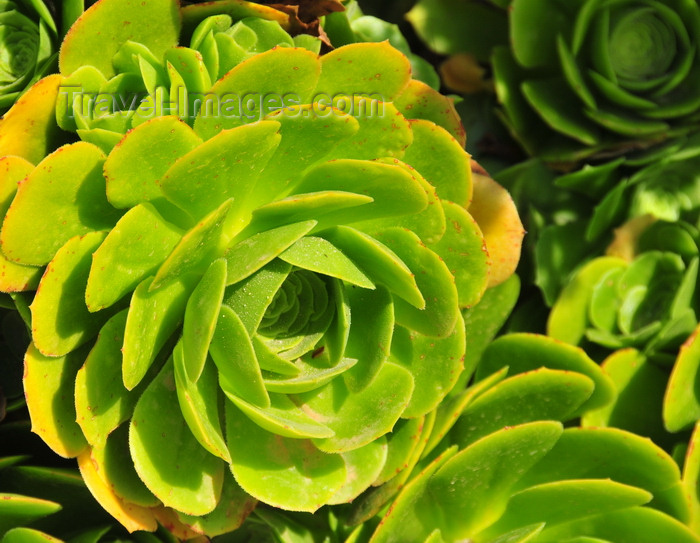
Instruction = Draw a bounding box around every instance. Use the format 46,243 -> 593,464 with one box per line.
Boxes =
0,0 -> 71,114
0,0 -> 524,537
408,0 -> 700,167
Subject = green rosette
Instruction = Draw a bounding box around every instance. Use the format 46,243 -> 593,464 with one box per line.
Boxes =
0,0 -> 524,537
409,0 -> 700,167
497,0 -> 700,165
0,0 -> 66,113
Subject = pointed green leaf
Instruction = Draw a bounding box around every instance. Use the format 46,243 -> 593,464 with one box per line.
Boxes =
223,258 -> 292,334
279,236 -> 374,288
210,304 -> 270,408
224,220 -> 317,285
182,258 -> 227,382
151,198 -> 233,290
320,226 -> 424,309
122,275 -> 195,390
86,203 -> 183,312
0,497 -> 61,536
173,341 -> 230,463
225,392 -> 334,440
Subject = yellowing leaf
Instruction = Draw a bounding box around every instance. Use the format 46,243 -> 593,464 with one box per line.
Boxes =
468,170 -> 525,287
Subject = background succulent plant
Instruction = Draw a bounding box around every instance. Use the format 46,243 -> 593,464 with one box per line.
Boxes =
0,0 -> 88,114
0,0 -> 524,537
408,0 -> 700,168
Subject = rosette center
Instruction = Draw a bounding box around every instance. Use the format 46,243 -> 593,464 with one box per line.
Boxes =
609,8 -> 677,81
0,12 -> 39,84
259,268 -> 332,341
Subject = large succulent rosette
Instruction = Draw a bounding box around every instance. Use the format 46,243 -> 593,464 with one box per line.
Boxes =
0,0 -> 523,537
408,0 -> 700,167
494,0 -> 700,165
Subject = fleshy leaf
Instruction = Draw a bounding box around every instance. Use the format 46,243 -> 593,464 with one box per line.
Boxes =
402,119 -> 471,207
77,449 -> 158,533
224,220 -> 317,285
279,236 -> 375,288
226,391 -> 334,440
173,341 -> 230,463
468,171 -> 524,287
429,201 -> 489,308
85,203 -> 183,312
391,312 -> 466,418
122,275 -> 195,390
88,424 -> 159,507
130,359 -> 224,516
194,47 -> 320,139
664,324 -> 700,432
0,75 -> 63,165
59,0 -> 180,77
320,226 -> 424,309
0,156 -> 42,292
182,258 -> 227,382
376,227 -> 459,338
476,334 -> 616,414
104,116 -> 202,209
160,121 -> 281,221
1,143 -> 120,267
426,422 -> 564,540
30,231 -> 111,356
175,470 -> 257,537
297,361 -> 414,453
225,401 -> 346,512
314,42 -> 411,101
329,437 -> 388,505
24,343 -> 88,458
75,310 -> 139,446
210,305 -> 270,408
